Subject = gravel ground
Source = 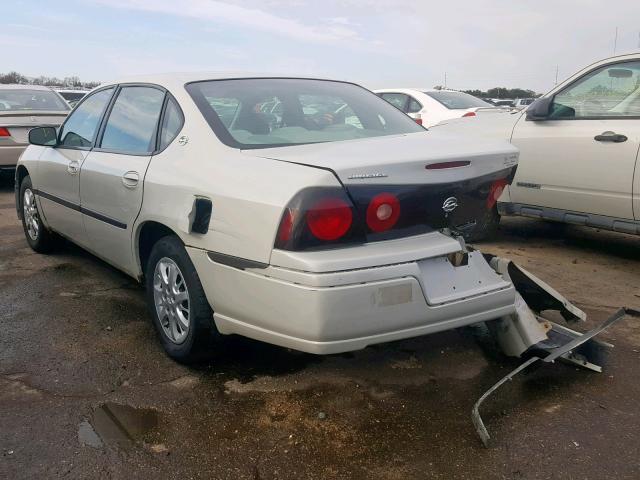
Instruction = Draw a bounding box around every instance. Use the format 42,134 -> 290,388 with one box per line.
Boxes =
1,174 -> 639,480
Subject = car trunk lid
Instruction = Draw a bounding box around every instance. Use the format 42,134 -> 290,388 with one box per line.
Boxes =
244,131 -> 518,236
0,111 -> 67,144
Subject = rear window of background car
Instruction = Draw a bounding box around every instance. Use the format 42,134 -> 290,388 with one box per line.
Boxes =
0,89 -> 69,112
423,91 -> 492,109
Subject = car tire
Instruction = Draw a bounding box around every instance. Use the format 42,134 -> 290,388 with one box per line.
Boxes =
460,206 -> 500,243
145,235 -> 217,362
19,176 -> 56,253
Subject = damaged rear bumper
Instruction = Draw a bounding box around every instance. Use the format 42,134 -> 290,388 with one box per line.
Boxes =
472,252 -> 640,446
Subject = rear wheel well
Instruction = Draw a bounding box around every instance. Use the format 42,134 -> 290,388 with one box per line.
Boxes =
138,222 -> 179,276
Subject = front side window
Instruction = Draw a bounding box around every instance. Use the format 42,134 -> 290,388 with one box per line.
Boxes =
187,79 -> 424,149
0,89 -> 69,112
423,91 -> 492,110
551,61 -> 640,118
59,87 -> 114,148
100,86 -> 165,153
159,97 -> 184,150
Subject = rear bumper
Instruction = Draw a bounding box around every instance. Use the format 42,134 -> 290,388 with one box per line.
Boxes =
188,247 -> 516,354
0,145 -> 25,168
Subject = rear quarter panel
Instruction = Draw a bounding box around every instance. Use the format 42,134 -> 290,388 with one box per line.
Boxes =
136,119 -> 340,273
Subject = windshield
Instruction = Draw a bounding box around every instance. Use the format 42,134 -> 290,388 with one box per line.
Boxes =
0,89 -> 69,112
186,78 -> 425,149
423,91 -> 492,110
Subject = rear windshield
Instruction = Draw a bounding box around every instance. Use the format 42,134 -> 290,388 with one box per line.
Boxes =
59,91 -> 87,102
423,91 -> 492,110
0,89 -> 70,112
186,78 -> 424,149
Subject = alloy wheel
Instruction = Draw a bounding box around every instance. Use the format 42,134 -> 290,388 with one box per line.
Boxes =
153,257 -> 191,344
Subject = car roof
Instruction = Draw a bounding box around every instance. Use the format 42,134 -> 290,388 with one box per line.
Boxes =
103,72 -> 354,90
0,84 -> 56,91
374,88 -> 466,94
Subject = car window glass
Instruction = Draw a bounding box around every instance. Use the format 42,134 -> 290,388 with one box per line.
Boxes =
159,97 -> 184,150
59,88 -> 114,148
380,93 -> 408,111
407,97 -> 422,113
0,89 -> 69,112
100,86 -> 165,153
206,97 -> 240,128
187,79 -> 423,149
551,61 -> 640,118
423,91 -> 492,109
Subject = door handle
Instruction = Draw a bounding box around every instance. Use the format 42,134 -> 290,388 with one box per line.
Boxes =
122,171 -> 139,188
594,131 -> 627,143
67,161 -> 80,175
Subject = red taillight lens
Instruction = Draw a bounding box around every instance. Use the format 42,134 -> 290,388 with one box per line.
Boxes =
462,111 -> 476,117
306,198 -> 353,241
366,193 -> 400,232
277,208 -> 294,244
487,178 -> 508,209
0,127 -> 10,137
414,117 -> 423,125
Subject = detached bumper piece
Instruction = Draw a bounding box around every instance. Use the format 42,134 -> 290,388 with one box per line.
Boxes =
472,253 -> 640,447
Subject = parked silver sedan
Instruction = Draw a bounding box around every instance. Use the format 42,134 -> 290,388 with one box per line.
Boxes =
0,85 -> 70,171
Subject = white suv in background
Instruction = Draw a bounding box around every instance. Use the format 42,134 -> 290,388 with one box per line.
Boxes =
375,88 -> 496,128
433,53 -> 640,237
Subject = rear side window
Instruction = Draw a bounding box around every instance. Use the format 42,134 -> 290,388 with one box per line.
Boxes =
100,86 -> 165,154
159,97 -> 184,150
407,97 -> 422,113
380,93 -> 408,111
59,87 -> 114,148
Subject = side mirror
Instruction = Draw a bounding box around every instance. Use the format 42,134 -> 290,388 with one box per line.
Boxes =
525,97 -> 553,121
29,126 -> 58,146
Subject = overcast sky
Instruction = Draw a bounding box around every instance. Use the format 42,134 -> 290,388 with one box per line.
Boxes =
3,0 -> 640,92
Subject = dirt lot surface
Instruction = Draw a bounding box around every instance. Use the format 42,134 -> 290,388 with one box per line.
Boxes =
1,175 -> 639,480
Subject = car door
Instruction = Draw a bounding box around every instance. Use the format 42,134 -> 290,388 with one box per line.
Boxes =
509,60 -> 640,220
79,85 -> 166,274
36,87 -> 115,244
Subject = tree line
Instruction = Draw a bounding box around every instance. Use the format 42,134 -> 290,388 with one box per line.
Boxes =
462,87 -> 538,99
0,71 -> 100,89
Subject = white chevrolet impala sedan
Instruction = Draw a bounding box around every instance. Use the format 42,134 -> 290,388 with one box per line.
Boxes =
16,73 -> 519,361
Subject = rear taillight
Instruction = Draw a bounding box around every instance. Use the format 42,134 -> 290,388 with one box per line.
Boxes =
366,193 -> 400,232
462,111 -> 476,117
414,114 -> 423,126
487,178 -> 508,209
277,209 -> 294,244
274,187 -> 362,251
0,127 -> 10,137
306,198 -> 352,240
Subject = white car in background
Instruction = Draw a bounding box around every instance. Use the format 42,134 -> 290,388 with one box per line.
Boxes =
375,88 -> 496,128
433,53 -> 640,237
16,73 -> 520,362
512,98 -> 535,110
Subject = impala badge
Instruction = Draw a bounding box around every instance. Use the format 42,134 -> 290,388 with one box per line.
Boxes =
442,196 -> 458,214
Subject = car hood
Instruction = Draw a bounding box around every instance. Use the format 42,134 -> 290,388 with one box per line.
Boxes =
430,109 -> 524,142
242,131 -> 518,186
